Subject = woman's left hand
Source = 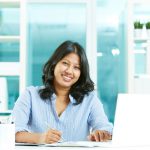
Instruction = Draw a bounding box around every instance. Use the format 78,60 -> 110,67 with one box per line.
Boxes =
88,130 -> 112,142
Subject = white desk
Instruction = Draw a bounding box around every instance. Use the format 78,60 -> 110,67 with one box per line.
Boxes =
15,146 -> 150,150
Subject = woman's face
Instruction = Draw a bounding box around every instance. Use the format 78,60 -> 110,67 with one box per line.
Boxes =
54,52 -> 81,90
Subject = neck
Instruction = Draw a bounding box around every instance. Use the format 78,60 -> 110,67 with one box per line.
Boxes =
55,86 -> 69,97
55,87 -> 70,103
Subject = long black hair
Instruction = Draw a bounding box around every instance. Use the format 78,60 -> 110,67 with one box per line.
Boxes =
39,40 -> 94,104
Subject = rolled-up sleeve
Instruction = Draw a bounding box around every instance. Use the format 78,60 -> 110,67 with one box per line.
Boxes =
88,94 -> 113,134
12,89 -> 32,133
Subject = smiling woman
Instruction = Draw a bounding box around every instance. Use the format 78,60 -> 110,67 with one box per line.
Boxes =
39,40 -> 94,104
12,40 -> 113,144
53,53 -> 81,90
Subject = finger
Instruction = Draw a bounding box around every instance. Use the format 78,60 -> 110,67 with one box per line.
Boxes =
88,134 -> 95,141
97,131 -> 110,141
102,132 -> 108,141
97,132 -> 102,142
47,130 -> 61,141
46,139 -> 58,144
45,130 -> 62,143
107,133 -> 112,140
46,133 -> 61,143
94,131 -> 100,142
48,132 -> 61,140
48,129 -> 62,137
52,133 -> 61,140
103,132 -> 112,141
103,132 -> 108,141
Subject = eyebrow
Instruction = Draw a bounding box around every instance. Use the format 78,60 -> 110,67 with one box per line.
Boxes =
62,58 -> 80,66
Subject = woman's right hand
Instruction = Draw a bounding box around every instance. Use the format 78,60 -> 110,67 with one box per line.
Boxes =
39,129 -> 62,144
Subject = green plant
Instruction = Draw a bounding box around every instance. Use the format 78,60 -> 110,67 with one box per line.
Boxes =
145,22 -> 150,29
134,21 -> 144,29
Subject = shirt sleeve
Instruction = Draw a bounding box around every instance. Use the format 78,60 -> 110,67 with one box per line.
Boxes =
12,88 -> 32,133
87,93 -> 113,134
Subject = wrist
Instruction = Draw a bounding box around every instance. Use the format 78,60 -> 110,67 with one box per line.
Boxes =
36,133 -> 46,144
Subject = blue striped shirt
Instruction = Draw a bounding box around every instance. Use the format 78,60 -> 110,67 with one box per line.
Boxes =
12,86 -> 113,141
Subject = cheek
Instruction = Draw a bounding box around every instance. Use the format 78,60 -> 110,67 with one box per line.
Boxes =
75,71 -> 81,79
54,67 -> 60,77
54,65 -> 64,74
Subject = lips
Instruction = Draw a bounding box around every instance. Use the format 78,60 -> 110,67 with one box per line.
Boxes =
62,74 -> 73,82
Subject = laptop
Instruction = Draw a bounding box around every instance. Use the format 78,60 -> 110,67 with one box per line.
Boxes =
99,93 -> 150,147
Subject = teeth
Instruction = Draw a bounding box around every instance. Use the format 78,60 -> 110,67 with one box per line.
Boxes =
63,75 -> 72,81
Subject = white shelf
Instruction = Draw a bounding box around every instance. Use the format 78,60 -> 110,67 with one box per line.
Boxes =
0,110 -> 12,114
126,0 -> 150,93
133,0 -> 150,5
0,62 -> 20,76
0,0 -> 27,94
0,36 -> 20,42
0,0 -> 20,8
134,74 -> 150,93
134,37 -> 150,42
134,74 -> 150,78
134,49 -> 146,54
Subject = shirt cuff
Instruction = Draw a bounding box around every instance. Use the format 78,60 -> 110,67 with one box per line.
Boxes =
15,126 -> 31,134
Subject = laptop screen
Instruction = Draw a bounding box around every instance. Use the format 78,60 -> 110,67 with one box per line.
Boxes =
112,94 -> 150,146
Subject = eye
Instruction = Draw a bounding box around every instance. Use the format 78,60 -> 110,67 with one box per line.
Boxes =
74,66 -> 80,70
62,61 -> 68,65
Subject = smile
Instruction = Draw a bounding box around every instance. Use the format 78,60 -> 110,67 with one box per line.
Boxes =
62,75 -> 72,82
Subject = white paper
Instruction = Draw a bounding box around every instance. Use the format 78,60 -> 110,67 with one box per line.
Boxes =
15,141 -> 113,147
43,141 -> 111,147
0,124 -> 15,150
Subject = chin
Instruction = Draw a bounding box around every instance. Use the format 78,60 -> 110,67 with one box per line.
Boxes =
61,83 -> 73,88
62,84 -> 72,88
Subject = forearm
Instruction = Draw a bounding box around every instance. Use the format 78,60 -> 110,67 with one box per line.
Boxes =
15,131 -> 45,144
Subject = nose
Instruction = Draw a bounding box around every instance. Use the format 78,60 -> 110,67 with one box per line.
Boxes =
65,66 -> 73,74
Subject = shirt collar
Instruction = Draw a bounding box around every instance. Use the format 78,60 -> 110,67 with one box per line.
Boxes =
51,93 -> 56,101
69,94 -> 76,104
51,93 -> 76,104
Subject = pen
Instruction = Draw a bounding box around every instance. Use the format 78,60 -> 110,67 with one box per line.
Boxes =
45,122 -> 65,142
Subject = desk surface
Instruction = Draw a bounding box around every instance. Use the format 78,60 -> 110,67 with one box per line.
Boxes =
15,145 -> 150,150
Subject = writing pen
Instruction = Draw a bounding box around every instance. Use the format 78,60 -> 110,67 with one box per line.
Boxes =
45,122 -> 65,142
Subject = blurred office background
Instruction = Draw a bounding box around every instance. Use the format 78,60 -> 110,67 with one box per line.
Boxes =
0,0 -> 150,123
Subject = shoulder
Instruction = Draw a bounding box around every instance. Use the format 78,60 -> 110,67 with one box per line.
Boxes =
25,86 -> 43,94
19,86 -> 44,101
17,86 -> 46,103
25,85 -> 43,91
79,91 -> 104,113
84,90 -> 98,99
83,90 -> 101,104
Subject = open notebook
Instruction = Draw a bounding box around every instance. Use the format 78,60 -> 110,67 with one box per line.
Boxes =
15,141 -> 105,147
16,93 -> 150,147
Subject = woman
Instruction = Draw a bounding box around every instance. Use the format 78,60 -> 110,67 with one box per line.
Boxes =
12,40 -> 113,144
